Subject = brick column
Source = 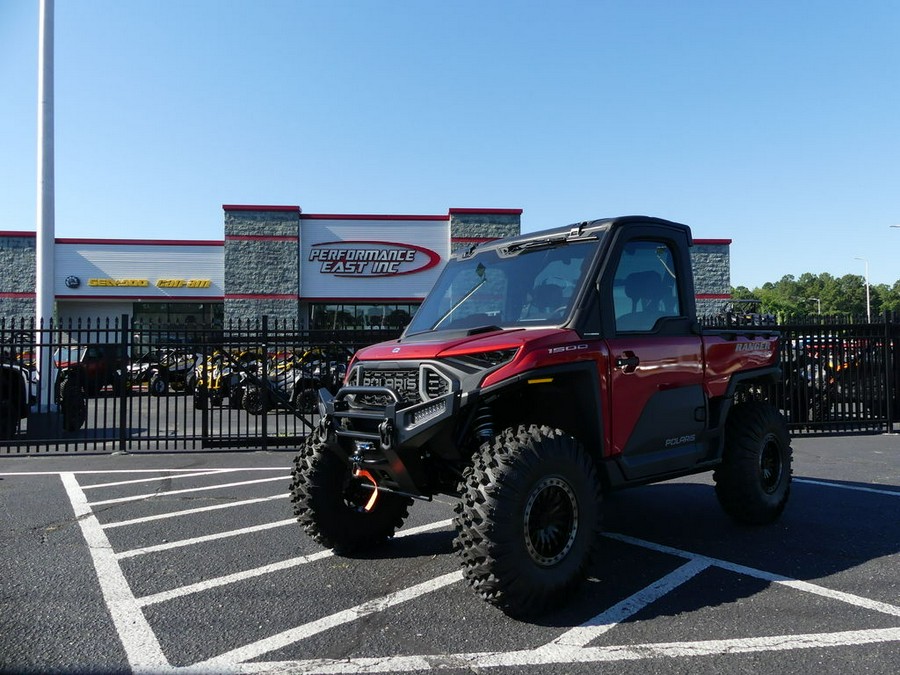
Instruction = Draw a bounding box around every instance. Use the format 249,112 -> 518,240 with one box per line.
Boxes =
449,208 -> 522,255
223,206 -> 300,324
0,233 -> 37,321
691,240 -> 732,318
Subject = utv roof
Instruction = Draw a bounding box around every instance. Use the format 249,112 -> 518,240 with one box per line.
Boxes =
458,215 -> 692,258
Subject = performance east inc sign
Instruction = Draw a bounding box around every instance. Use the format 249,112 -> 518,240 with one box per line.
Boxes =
309,241 -> 441,277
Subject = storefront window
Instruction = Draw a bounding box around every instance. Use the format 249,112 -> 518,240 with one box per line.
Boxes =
309,303 -> 419,330
132,302 -> 224,329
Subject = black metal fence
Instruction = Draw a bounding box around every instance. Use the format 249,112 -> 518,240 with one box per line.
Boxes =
0,315 -> 400,454
770,316 -> 898,434
1,314 -> 898,454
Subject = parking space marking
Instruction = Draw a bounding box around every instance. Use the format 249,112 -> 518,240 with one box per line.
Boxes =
60,472 -> 169,672
135,519 -> 454,607
136,549 -> 335,607
236,628 -> 900,673
81,469 -> 246,490
45,468 -> 900,673
607,532 -> 900,618
795,477 -> 900,497
197,571 -> 465,670
115,518 -> 297,559
552,558 -> 711,648
102,494 -> 288,529
87,475 -> 289,507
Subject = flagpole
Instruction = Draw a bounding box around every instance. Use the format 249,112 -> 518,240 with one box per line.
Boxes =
36,0 -> 56,412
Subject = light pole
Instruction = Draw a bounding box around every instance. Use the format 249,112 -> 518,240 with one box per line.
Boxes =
853,257 -> 871,322
805,297 -> 821,315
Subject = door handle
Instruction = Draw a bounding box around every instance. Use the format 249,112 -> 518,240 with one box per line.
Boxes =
615,353 -> 640,371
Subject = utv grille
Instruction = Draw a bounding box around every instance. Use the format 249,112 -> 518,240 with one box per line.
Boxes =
423,367 -> 451,399
357,368 -> 420,406
351,363 -> 454,407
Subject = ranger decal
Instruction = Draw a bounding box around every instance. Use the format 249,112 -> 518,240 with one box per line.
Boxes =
735,341 -> 773,352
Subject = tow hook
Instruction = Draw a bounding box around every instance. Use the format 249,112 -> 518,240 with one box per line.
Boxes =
353,467 -> 379,512
316,415 -> 332,443
378,418 -> 394,451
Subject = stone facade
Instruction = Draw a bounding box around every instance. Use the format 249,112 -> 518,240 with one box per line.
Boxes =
0,233 -> 37,322
223,206 -> 300,323
449,208 -> 521,255
691,241 -> 731,318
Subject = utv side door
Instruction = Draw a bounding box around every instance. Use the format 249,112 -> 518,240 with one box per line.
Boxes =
601,231 -> 708,480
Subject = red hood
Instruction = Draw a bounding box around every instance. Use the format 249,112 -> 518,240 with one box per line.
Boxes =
353,328 -> 571,361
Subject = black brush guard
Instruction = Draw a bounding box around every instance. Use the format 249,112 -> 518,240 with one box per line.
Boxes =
316,384 -> 459,497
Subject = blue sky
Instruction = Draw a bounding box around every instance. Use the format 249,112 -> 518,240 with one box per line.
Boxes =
1,0 -> 898,290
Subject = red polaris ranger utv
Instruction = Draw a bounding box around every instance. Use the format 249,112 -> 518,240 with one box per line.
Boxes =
290,216 -> 791,616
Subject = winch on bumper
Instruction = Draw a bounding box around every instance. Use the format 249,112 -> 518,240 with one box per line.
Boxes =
316,378 -> 460,499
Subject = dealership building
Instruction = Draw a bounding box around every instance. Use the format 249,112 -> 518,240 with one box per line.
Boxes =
0,205 -> 732,329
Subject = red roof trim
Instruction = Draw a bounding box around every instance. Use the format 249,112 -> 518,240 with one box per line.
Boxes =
301,213 -> 448,222
694,239 -> 732,246
55,238 -> 223,246
225,234 -> 298,242
695,293 -> 732,300
222,204 -> 301,213
0,231 -> 37,238
58,295 -> 225,301
301,297 -> 424,303
224,293 -> 297,300
448,208 -> 523,215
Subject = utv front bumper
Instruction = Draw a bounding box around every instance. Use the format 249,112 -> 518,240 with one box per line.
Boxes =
317,383 -> 459,497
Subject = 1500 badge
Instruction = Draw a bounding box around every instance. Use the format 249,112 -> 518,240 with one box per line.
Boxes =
549,344 -> 588,354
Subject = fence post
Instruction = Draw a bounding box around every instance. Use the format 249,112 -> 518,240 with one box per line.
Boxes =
261,315 -> 269,452
117,314 -> 129,452
886,311 -> 896,432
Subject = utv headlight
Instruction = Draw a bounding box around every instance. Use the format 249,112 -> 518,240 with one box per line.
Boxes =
455,348 -> 519,368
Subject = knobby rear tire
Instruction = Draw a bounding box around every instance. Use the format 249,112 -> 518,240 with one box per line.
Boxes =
714,402 -> 792,525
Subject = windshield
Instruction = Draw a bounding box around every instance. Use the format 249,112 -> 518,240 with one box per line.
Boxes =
53,345 -> 83,366
405,239 -> 598,335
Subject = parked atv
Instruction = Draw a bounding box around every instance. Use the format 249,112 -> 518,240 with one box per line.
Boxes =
193,349 -> 260,409
242,346 -> 351,416
145,349 -> 199,396
0,335 -> 38,440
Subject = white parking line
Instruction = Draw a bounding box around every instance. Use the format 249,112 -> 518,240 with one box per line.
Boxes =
59,473 -> 170,672
225,628 -> 900,673
606,532 -> 900,618
0,468 -> 289,476
196,570 -> 465,670
135,519 -> 454,607
115,518 -> 298,559
551,558 -> 711,648
87,475 -> 288,506
137,549 -> 336,607
82,469 -> 244,490
794,478 -> 900,497
102,494 -> 289,529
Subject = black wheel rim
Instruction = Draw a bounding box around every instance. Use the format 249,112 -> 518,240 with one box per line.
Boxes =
523,476 -> 578,566
760,435 -> 783,494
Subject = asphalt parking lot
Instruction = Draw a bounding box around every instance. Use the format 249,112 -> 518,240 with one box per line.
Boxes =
1,434 -> 898,674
